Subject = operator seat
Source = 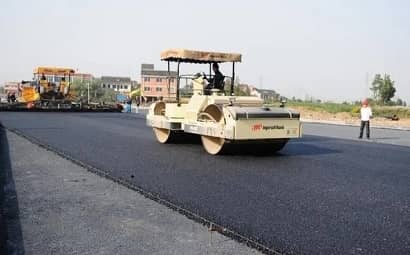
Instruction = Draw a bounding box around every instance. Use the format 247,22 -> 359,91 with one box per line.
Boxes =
214,76 -> 225,90
204,76 -> 225,95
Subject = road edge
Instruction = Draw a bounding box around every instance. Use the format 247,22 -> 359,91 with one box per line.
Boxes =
2,125 -> 282,255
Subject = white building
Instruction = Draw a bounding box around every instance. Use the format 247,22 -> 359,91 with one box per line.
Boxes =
101,76 -> 132,93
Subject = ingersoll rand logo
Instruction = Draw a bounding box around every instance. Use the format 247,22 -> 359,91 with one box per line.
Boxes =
251,123 -> 285,131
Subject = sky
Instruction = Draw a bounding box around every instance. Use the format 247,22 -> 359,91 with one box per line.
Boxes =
1,0 -> 409,103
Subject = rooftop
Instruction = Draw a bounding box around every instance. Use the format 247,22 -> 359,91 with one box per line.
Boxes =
141,70 -> 177,77
101,76 -> 131,83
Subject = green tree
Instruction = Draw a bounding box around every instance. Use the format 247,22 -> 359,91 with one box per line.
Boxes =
223,78 -> 250,96
70,78 -> 107,102
371,74 -> 396,105
234,85 -> 248,96
70,79 -> 88,100
100,89 -> 116,103
396,98 -> 403,106
89,78 -> 104,99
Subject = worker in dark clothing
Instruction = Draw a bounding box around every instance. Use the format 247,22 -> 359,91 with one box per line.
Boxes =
205,63 -> 224,95
10,93 -> 16,103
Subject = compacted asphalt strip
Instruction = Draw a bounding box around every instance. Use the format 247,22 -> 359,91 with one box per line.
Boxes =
0,112 -> 409,255
0,127 -> 261,255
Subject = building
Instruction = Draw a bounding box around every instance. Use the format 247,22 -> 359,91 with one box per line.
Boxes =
249,86 -> 280,102
72,73 -> 94,82
4,82 -> 20,95
238,84 -> 251,95
101,76 -> 132,93
140,64 -> 177,102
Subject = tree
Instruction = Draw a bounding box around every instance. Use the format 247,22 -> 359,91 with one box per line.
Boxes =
70,78 -> 115,102
396,98 -> 403,106
223,78 -> 250,96
70,79 -> 88,100
100,88 -> 116,103
89,78 -> 104,99
370,74 -> 396,105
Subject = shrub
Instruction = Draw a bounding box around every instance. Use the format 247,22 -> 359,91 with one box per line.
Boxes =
351,106 -> 361,115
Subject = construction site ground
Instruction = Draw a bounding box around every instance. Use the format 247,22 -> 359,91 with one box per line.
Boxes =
292,106 -> 410,130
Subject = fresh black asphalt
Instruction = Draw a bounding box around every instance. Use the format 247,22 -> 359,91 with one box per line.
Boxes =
0,112 -> 409,255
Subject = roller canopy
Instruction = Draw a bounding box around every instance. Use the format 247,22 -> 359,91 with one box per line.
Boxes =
161,49 -> 242,63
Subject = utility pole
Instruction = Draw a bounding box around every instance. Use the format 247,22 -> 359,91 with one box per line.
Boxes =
365,72 -> 369,98
87,82 -> 90,104
259,75 -> 263,89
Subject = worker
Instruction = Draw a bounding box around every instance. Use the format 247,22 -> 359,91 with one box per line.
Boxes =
40,73 -> 49,93
10,92 -> 16,103
204,63 -> 224,95
358,98 -> 372,139
126,96 -> 132,113
60,76 -> 67,94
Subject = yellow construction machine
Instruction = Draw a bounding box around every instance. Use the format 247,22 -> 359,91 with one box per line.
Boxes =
1,66 -> 121,112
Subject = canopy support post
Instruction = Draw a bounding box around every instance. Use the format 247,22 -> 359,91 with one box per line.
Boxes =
167,61 -> 170,99
176,60 -> 180,105
67,73 -> 72,96
231,62 -> 235,96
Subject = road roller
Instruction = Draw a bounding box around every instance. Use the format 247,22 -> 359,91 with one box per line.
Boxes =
146,49 -> 302,154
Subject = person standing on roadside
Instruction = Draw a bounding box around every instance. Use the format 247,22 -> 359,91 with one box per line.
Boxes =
126,96 -> 132,113
358,98 -> 372,139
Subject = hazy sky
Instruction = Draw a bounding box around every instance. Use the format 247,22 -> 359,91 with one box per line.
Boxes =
1,0 -> 409,102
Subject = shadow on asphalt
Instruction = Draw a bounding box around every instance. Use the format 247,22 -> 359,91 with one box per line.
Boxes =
169,133 -> 202,144
0,125 -> 25,255
283,135 -> 341,156
164,134 -> 341,156
295,135 -> 334,143
284,142 -> 340,156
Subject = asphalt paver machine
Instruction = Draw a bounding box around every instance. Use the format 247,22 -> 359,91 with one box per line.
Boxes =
146,49 -> 302,154
1,66 -> 121,112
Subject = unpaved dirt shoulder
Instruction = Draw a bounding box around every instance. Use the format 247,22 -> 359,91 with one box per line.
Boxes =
291,106 -> 410,130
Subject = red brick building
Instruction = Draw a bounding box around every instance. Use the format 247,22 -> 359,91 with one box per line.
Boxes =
140,64 -> 177,102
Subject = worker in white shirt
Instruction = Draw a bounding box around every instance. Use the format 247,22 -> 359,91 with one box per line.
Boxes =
359,98 -> 372,139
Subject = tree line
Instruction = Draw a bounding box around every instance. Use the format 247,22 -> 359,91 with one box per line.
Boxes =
50,73 -> 408,106
69,78 -> 131,103
370,74 -> 405,106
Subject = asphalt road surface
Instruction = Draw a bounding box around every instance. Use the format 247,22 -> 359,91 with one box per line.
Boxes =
0,112 -> 409,255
